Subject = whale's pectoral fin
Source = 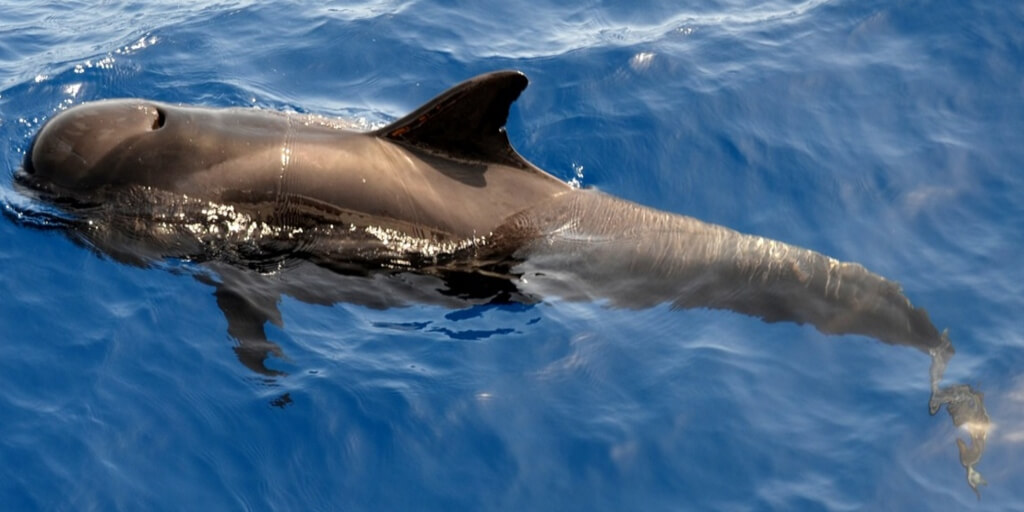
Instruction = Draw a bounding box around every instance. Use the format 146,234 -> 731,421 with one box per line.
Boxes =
214,285 -> 287,376
374,70 -> 536,170
197,270 -> 287,376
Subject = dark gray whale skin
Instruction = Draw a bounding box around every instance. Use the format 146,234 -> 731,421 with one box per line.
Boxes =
16,71 -> 987,492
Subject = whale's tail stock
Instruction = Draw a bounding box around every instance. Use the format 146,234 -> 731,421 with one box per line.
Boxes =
502,189 -> 990,495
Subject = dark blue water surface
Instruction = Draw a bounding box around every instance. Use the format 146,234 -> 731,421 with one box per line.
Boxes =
2,1 -> 1022,510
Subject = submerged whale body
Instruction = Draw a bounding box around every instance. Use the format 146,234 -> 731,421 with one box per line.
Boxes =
16,70 -> 988,493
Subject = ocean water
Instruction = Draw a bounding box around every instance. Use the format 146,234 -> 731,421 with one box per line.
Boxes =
1,1 -> 1022,510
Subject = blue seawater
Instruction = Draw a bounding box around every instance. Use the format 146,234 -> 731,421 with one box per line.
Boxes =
2,1 -> 1022,510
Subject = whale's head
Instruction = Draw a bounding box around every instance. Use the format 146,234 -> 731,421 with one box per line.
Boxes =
23,100 -> 167,192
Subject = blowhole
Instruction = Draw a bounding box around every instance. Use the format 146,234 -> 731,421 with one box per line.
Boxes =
152,107 -> 166,130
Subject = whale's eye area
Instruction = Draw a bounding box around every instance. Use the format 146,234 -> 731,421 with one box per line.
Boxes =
152,107 -> 166,130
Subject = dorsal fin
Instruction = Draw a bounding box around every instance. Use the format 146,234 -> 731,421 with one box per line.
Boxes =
374,70 -> 533,169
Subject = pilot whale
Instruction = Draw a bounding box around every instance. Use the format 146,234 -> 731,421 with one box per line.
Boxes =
16,70 -> 987,492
